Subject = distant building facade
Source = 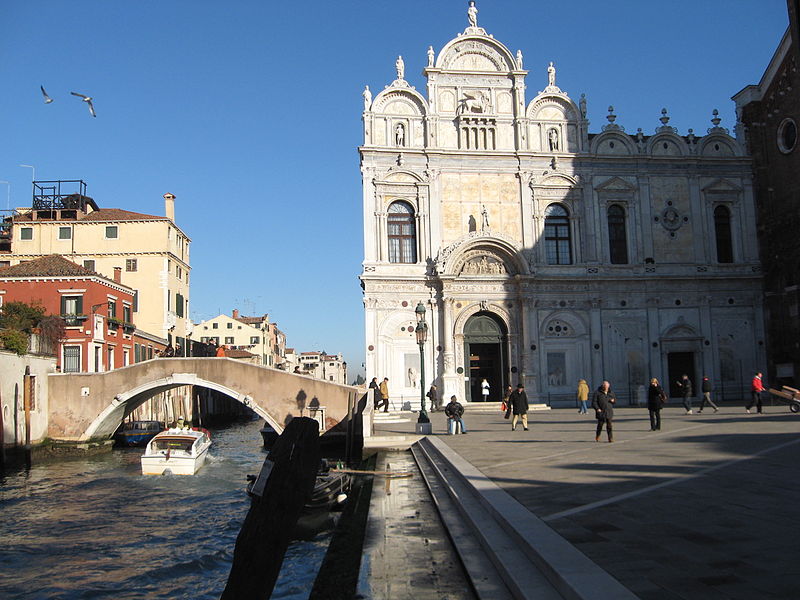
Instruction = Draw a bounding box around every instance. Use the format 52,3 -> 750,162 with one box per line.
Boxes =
196,309 -> 287,367
0,183 -> 191,348
0,255 -> 164,372
733,2 -> 800,386
360,5 -> 765,406
298,351 -> 347,384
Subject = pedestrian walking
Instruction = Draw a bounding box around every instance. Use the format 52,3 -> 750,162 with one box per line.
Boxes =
378,377 -> 390,413
215,344 -> 227,358
647,377 -> 666,431
698,376 -> 719,413
369,377 -> 379,410
427,384 -> 441,412
746,372 -> 765,414
481,378 -> 490,401
509,383 -> 529,431
676,374 -> 693,414
503,384 -> 513,419
576,379 -> 589,414
592,380 -> 616,442
444,395 -> 467,434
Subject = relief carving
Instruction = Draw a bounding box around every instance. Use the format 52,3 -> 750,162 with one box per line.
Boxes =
459,254 -> 507,275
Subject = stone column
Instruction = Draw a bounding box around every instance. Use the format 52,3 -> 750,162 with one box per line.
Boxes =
441,296 -> 460,400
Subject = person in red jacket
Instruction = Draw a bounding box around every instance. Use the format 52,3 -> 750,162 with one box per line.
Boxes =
746,372 -> 765,414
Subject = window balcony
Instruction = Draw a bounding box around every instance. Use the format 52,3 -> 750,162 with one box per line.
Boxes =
61,314 -> 87,327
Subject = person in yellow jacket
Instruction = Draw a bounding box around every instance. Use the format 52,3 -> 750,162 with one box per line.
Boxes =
577,379 -> 589,414
378,377 -> 390,413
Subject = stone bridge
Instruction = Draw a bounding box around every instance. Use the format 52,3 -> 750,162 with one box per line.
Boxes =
47,358 -> 361,441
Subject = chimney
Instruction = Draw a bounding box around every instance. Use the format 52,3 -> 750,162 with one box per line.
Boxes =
113,267 -> 121,283
163,193 -> 176,222
232,309 -> 239,319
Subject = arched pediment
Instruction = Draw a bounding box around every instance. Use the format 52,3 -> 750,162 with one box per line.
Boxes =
591,131 -> 636,155
698,134 -> 740,157
382,169 -> 426,184
531,172 -> 580,188
434,232 -> 527,277
372,88 -> 428,116
662,322 -> 699,339
541,311 -> 588,337
527,94 -> 579,121
647,132 -> 687,157
437,35 -> 516,72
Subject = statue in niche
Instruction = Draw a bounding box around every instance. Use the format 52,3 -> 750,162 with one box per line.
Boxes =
516,50 -> 523,69
579,93 -> 587,118
395,123 -> 405,146
481,204 -> 489,230
468,214 -> 477,233
395,55 -> 405,80
547,61 -> 556,87
548,128 -> 559,151
427,46 -> 435,67
362,85 -> 372,110
467,1 -> 478,27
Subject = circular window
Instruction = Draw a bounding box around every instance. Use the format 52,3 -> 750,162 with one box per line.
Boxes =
778,118 -> 797,154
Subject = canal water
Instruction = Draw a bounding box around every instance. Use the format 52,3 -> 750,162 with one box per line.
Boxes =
0,418 -> 329,599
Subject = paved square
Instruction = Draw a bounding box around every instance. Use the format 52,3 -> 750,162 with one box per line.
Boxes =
376,404 -> 800,599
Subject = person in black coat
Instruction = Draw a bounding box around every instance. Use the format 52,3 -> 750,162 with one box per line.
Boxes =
676,374 -> 693,414
509,383 -> 529,431
369,377 -> 379,410
698,376 -> 719,413
591,381 -> 616,442
647,377 -> 666,431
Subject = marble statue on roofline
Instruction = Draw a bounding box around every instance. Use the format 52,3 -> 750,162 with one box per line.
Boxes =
363,85 -> 372,111
395,55 -> 405,80
468,1 -> 478,28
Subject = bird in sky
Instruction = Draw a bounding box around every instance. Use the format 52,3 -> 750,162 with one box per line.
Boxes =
40,85 -> 53,104
70,92 -> 96,117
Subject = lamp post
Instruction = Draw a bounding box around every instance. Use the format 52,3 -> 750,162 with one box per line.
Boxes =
414,302 -> 431,432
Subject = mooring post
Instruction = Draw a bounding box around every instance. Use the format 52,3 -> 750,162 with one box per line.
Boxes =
23,366 -> 32,467
221,416 -> 321,599
0,387 -> 6,471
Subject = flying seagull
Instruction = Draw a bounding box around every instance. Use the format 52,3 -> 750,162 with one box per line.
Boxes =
70,91 -> 96,117
40,85 -> 53,104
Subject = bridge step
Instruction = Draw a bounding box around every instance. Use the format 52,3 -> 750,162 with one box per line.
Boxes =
410,437 -> 638,600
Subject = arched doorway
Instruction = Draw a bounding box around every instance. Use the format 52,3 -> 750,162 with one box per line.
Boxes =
463,313 -> 508,402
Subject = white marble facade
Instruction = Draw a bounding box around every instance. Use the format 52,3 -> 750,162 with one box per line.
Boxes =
360,4 -> 765,407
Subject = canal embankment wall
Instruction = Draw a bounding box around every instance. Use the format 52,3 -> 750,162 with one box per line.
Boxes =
0,349 -> 56,446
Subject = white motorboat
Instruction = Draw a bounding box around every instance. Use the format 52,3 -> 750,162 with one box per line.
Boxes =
141,427 -> 212,475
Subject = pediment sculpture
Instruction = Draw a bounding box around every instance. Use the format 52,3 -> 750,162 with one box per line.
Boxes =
459,254 -> 507,275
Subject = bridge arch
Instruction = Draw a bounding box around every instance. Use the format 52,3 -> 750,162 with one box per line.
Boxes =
47,358 -> 359,441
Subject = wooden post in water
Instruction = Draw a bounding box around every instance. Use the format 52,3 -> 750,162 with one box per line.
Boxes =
0,387 -> 6,471
221,416 -> 321,600
23,366 -> 31,449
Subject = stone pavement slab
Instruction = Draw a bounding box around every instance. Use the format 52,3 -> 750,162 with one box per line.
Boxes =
376,406 -> 800,599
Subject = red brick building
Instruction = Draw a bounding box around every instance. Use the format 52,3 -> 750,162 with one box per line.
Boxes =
0,255 -> 162,372
733,1 -> 800,384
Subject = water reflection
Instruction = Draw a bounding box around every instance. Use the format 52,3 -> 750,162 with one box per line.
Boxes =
0,419 -> 327,599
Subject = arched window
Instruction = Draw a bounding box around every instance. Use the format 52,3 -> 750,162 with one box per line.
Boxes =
714,205 -> 733,263
387,201 -> 417,263
607,204 -> 628,264
544,204 -> 572,265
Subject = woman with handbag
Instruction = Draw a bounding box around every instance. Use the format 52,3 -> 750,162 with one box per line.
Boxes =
647,377 -> 666,431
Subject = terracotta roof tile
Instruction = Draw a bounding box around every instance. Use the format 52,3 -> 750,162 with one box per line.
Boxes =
0,254 -> 97,278
78,208 -> 166,222
225,349 -> 255,358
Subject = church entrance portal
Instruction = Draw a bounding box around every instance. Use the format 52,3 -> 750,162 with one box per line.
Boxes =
463,313 -> 507,402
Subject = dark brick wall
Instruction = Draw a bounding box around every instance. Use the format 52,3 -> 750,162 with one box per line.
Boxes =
740,2 -> 800,383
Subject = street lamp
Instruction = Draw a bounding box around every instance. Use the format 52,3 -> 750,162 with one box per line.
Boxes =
414,301 -> 431,430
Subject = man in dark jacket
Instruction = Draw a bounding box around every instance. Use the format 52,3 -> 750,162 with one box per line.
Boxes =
676,374 -> 693,414
698,376 -> 719,413
591,380 -> 616,442
427,384 -> 441,412
509,383 -> 529,431
369,377 -> 379,410
444,395 -> 467,434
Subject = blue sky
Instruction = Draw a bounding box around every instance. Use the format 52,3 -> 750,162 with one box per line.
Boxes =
0,1 -> 789,377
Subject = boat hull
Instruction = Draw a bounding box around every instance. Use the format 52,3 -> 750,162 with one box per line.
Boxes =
141,446 -> 209,475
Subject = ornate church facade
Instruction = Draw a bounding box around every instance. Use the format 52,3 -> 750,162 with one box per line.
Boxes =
360,4 -> 765,407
